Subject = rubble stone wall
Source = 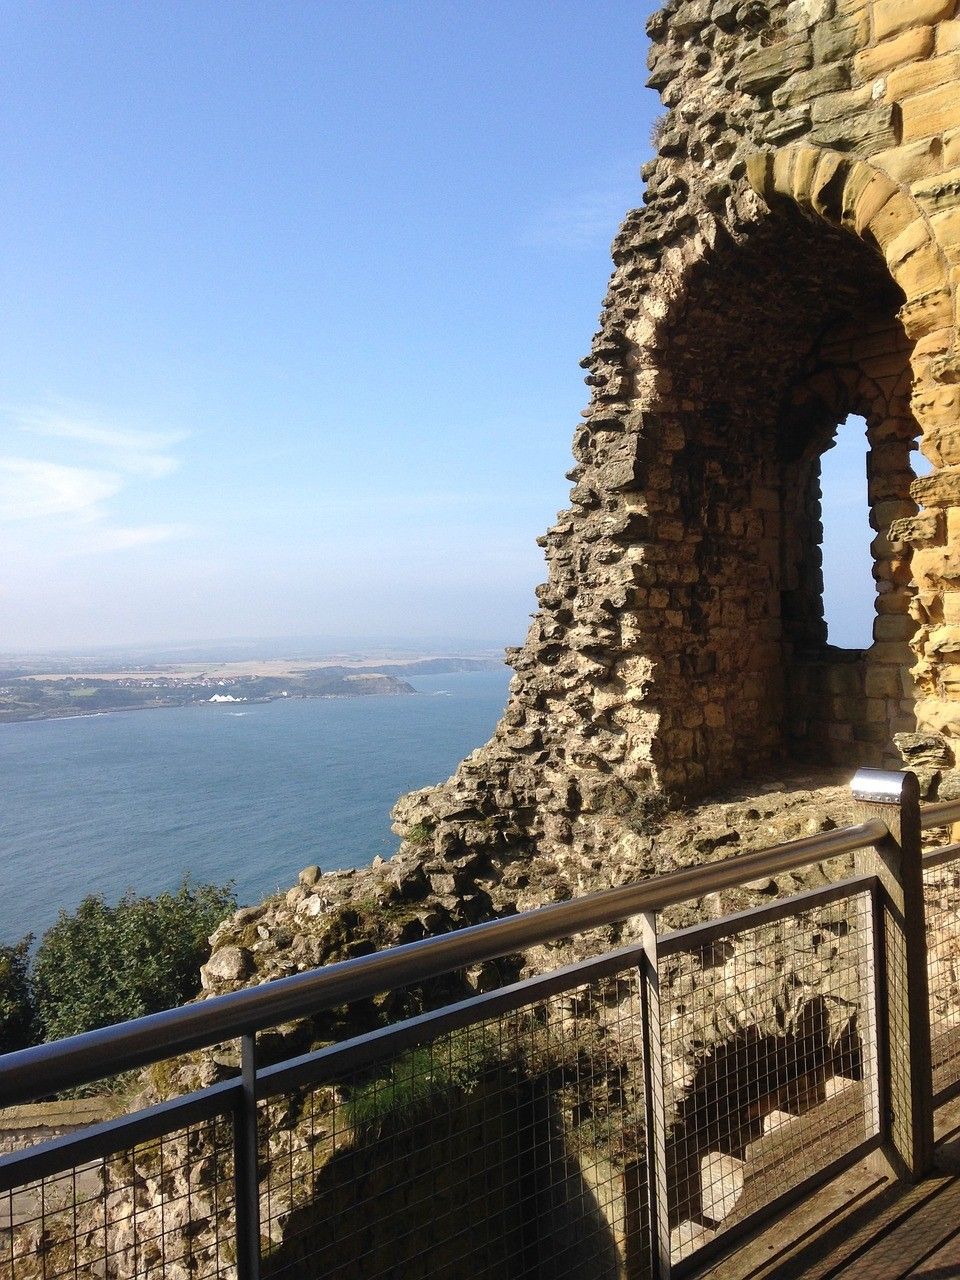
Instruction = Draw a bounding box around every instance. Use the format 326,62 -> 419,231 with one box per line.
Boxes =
393,0 -> 960,872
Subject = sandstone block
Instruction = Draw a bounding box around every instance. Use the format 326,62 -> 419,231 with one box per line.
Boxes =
874,0 -> 955,42
894,731 -> 952,770
912,168 -> 960,214
869,641 -> 916,666
913,465 -> 960,508
931,428 -> 960,467
866,665 -> 902,698
917,697 -> 960,737
944,591 -> 960,625
874,614 -> 917,642
885,52 -> 960,103
931,207 -> 960,264
944,127 -> 960,168
741,37 -> 812,95
937,19 -> 960,53
845,168 -> 898,235
864,192 -> 925,254
810,103 -> 898,151
810,150 -> 852,218
872,498 -> 919,534
873,137 -> 943,184
773,62 -> 848,108
877,586 -> 917,614
892,240 -> 949,299
811,83 -> 876,123
812,11 -> 870,63
928,624 -> 960,655
899,286 -> 954,338
885,216 -> 936,269
903,86 -> 960,142
855,25 -> 935,79
699,1152 -> 744,1224
889,510 -> 944,546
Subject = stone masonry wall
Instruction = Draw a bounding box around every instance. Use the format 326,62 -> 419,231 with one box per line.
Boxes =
392,0 -> 960,875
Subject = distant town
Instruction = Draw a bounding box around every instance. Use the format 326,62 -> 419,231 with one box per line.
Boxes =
0,652 -> 502,724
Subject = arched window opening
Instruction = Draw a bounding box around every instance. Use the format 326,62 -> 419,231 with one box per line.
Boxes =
820,415 -> 873,650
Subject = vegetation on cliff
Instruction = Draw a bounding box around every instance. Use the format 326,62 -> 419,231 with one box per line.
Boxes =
0,878 -> 236,1050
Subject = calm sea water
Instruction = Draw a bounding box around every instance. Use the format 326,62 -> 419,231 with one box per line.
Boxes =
0,669 -> 512,945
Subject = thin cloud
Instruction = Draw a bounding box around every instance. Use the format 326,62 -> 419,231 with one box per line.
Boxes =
0,457 -> 121,521
0,405 -> 189,555
14,409 -> 186,479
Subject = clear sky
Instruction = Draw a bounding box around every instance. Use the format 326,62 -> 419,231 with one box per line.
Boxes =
0,0 -> 875,654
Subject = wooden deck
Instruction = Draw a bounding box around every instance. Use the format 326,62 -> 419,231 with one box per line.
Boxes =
699,1100 -> 960,1279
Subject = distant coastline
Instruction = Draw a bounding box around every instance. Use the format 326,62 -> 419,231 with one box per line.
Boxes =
0,654 -> 502,726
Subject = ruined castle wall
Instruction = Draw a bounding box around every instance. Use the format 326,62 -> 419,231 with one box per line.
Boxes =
393,0 -> 960,871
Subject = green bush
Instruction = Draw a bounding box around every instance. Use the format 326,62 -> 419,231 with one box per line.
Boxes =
0,936 -> 34,1053
33,879 -> 236,1042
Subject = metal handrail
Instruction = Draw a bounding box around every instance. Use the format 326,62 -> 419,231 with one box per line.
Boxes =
921,797 -> 960,829
0,815 -> 888,1106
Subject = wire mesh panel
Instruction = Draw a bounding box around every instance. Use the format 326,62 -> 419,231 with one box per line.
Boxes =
257,970 -> 652,1280
0,1114 -> 235,1280
924,851 -> 960,1100
656,890 -> 876,1267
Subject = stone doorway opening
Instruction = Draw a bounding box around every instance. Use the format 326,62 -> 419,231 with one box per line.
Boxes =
637,203 -> 924,792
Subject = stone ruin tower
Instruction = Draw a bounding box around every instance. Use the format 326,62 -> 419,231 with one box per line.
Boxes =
395,0 -> 960,871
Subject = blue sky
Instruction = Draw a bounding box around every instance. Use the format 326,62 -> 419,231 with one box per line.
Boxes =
0,0 -> 874,653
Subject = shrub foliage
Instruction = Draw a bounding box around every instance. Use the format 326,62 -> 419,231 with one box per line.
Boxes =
32,879 -> 236,1042
0,937 -> 35,1053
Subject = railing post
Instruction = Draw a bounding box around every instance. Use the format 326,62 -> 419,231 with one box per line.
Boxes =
851,767 -> 933,1181
234,1033 -> 262,1280
640,912 -> 672,1279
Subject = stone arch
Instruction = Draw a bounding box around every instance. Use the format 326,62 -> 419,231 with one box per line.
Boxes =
747,144 -> 960,786
746,145 -> 955,346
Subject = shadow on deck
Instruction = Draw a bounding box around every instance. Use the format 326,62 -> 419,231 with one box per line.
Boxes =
704,1098 -> 960,1280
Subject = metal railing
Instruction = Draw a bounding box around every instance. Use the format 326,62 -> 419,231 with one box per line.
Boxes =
0,768 -> 957,1279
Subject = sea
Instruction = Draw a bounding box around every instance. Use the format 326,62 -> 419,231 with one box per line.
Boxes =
0,668 -> 513,946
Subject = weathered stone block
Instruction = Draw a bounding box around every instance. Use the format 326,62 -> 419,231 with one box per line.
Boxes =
938,185 -> 960,256
874,0 -> 955,42
812,11 -> 870,63
913,466 -> 960,508
892,240 -> 949,300
885,217 -> 935,270
863,191 -> 923,253
866,664 -> 903,698
855,25 -> 935,80
811,83 -> 876,123
699,1152 -> 744,1224
889,510 -> 945,546
911,170 -> 960,224
809,102 -> 899,151
885,52 -> 960,103
903,86 -> 960,142
741,37 -> 813,95
899,287 -> 954,338
772,61 -> 848,108
928,625 -> 960,655
873,614 -> 917,642
873,137 -> 943,184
